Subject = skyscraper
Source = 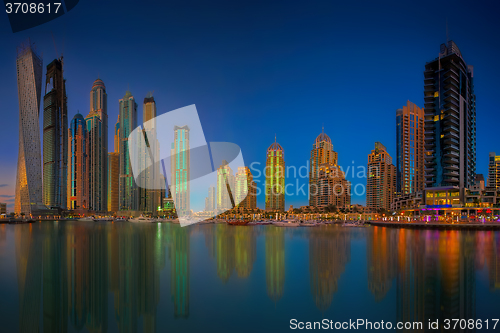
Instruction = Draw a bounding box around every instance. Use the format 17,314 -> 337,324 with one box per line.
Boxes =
424,41 -> 476,191
205,185 -> 216,212
235,167 -> 257,210
396,101 -> 424,195
138,94 -> 161,213
119,91 -> 138,211
67,113 -> 88,210
309,129 -> 338,207
309,130 -> 350,209
488,152 -> 500,190
265,138 -> 285,211
85,78 -> 108,212
43,58 -> 68,209
15,41 -> 43,216
217,160 -> 235,211
107,115 -> 120,212
367,142 -> 396,212
171,125 -> 190,215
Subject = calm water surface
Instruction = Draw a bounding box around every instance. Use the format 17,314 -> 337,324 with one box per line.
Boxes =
0,222 -> 499,332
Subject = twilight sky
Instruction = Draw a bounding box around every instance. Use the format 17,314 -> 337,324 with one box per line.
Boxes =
1,0 -> 500,211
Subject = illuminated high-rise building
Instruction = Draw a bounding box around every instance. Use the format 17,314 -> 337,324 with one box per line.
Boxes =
235,166 -> 256,209
424,41 -> 476,190
85,78 -> 108,212
15,41 -> 43,216
396,101 -> 424,195
367,142 -> 396,212
67,113 -> 88,210
139,94 -> 161,213
43,58 -> 68,209
265,137 -> 285,211
107,115 -> 120,212
119,91 -> 138,211
217,160 -> 235,211
171,125 -> 190,214
309,129 -> 338,207
488,152 -> 500,190
309,130 -> 350,209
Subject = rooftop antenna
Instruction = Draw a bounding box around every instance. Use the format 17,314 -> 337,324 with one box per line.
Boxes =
322,123 -> 324,134
275,133 -> 277,143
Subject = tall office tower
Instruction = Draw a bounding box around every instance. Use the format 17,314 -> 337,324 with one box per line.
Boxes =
107,115 -> 120,212
396,101 -> 424,195
14,41 -> 43,216
205,185 -> 216,211
119,91 -> 138,211
235,166 -> 257,209
265,138 -> 285,211
308,130 -> 350,208
171,125 -> 190,214
139,94 -> 161,213
85,79 -> 108,212
43,58 -> 68,209
309,129 -> 338,206
67,113 -> 88,210
217,161 -> 235,211
424,41 -> 476,190
488,153 -> 500,190
367,142 -> 396,212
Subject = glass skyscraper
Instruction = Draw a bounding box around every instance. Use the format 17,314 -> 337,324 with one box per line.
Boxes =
85,78 -> 108,212
119,91 -> 138,211
424,41 -> 476,191
14,41 -> 43,216
67,113 -> 88,210
43,58 -> 68,209
171,125 -> 190,215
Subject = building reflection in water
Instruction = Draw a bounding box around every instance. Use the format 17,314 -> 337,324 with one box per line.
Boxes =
368,228 -> 478,332
265,226 -> 285,303
309,226 -> 351,311
11,222 -> 500,332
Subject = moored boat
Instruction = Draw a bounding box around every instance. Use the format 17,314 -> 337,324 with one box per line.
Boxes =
129,216 -> 155,223
78,217 -> 95,222
227,220 -> 250,226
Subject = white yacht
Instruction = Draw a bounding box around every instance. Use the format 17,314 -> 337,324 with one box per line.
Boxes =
129,216 -> 155,223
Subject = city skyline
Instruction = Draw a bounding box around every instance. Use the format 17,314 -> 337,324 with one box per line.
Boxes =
2,1 -> 500,211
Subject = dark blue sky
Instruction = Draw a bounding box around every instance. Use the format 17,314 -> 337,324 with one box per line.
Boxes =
1,0 -> 500,209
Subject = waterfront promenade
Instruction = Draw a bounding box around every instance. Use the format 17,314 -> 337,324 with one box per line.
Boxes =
369,220 -> 500,230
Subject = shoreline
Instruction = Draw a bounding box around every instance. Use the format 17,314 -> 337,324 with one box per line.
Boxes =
368,221 -> 500,230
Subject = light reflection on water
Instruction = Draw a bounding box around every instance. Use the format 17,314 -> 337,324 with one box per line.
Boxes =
0,222 -> 499,332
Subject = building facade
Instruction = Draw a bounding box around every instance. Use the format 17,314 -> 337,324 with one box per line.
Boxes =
84,79 -> 108,212
171,125 -> 190,215
309,130 -> 338,206
316,164 -> 351,209
0,203 -> 6,215
107,116 -> 120,212
67,113 -> 88,210
424,41 -> 476,190
265,139 -> 285,211
119,91 -> 138,211
43,58 -> 68,209
15,41 -> 44,216
138,94 -> 162,213
205,185 -> 216,212
235,166 -> 257,210
396,100 -> 424,195
309,131 -> 350,209
488,153 -> 500,190
367,142 -> 396,212
217,160 -> 235,211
